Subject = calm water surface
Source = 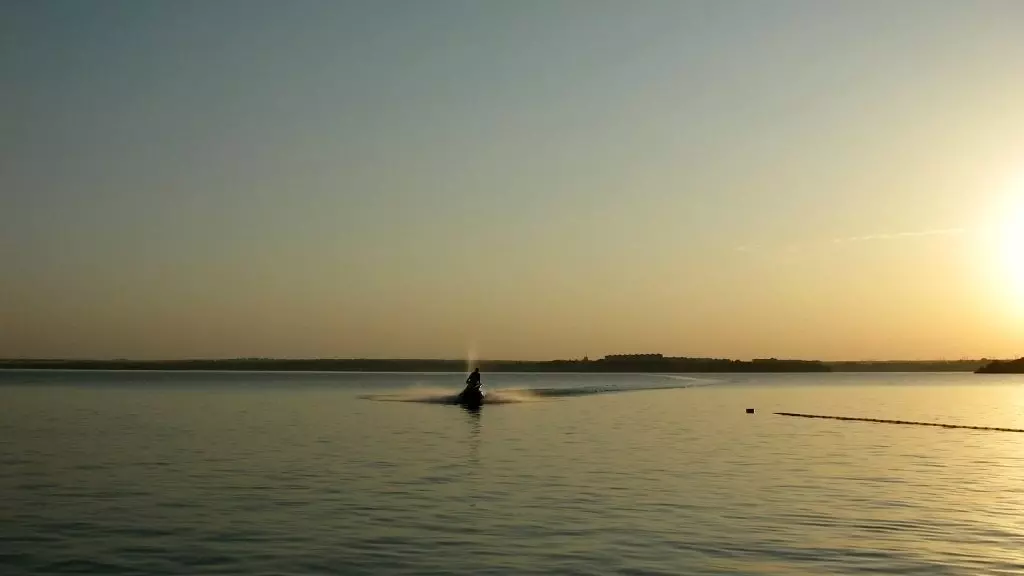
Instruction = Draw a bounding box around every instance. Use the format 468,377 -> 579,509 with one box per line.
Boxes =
2,371 -> 1024,575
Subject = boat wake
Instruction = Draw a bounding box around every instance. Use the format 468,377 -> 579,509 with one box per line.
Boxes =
360,388 -> 537,405
360,375 -> 718,406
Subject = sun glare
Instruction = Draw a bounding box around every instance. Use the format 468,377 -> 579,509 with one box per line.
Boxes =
999,193 -> 1024,314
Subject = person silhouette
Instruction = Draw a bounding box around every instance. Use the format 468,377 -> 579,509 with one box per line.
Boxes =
465,368 -> 481,392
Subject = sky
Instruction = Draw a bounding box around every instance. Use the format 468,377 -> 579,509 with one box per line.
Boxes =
2,0 -> 1024,361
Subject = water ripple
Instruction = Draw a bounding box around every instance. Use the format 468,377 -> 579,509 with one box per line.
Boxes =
3,372 -> 1024,574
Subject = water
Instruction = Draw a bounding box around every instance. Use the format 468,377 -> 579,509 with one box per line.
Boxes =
3,370 -> 1024,575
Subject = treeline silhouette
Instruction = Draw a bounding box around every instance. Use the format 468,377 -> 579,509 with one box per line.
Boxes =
0,356 -> 1004,373
829,360 -> 988,372
2,356 -> 829,373
975,358 -> 1024,373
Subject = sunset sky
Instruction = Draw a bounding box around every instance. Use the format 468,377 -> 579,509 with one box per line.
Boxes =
3,0 -> 1023,361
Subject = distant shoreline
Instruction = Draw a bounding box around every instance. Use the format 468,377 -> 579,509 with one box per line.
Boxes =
974,358 -> 1024,374
0,357 -> 1001,373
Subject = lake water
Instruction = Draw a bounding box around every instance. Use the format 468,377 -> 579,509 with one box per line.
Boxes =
2,370 -> 1024,575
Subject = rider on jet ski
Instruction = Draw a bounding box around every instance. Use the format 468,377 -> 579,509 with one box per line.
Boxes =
464,368 -> 482,394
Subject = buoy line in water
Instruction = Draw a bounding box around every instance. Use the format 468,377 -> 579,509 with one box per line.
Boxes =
775,412 -> 1024,433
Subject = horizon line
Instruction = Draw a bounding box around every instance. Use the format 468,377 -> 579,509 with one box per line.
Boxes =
0,356 -> 1010,364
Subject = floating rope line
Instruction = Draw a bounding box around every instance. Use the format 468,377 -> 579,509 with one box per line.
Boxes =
775,412 -> 1024,433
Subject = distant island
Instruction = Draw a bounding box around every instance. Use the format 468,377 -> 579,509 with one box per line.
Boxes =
0,354 -> 1004,373
975,358 -> 1024,374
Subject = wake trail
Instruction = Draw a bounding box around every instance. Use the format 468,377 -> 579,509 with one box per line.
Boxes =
359,387 -> 541,405
361,377 -> 720,405
526,378 -> 718,398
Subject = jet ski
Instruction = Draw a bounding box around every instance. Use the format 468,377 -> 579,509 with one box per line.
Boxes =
455,385 -> 485,408
457,368 -> 485,408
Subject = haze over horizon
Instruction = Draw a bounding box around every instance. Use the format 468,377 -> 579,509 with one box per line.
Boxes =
3,0 -> 1024,362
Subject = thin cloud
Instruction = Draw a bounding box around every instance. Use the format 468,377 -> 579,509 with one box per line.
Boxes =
734,227 -> 966,255
832,228 -> 965,244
